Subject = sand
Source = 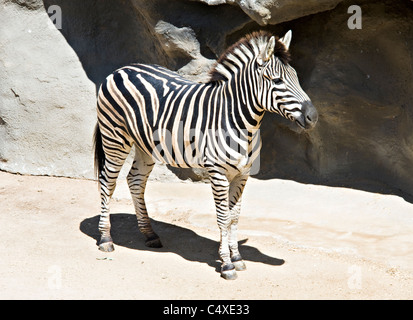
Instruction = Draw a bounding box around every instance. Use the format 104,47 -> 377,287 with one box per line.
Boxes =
1,170 -> 412,299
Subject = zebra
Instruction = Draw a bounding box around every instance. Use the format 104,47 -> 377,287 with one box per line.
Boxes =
93,30 -> 318,280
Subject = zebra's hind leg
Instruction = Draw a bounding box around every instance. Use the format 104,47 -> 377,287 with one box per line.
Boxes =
127,148 -> 162,248
98,148 -> 132,252
229,175 -> 248,271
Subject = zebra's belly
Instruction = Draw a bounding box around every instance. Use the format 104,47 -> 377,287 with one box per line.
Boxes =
139,136 -> 256,172
136,127 -> 259,174
144,134 -> 207,169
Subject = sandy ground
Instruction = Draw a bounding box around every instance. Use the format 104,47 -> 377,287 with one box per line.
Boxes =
1,170 -> 413,300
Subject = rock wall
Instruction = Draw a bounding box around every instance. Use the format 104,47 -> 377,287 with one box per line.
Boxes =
257,0 -> 413,199
1,0 -> 413,199
1,1 -> 96,177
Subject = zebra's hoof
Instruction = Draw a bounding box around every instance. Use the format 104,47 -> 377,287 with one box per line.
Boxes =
233,260 -> 246,271
231,255 -> 246,271
145,235 -> 163,248
98,236 -> 114,252
221,264 -> 237,280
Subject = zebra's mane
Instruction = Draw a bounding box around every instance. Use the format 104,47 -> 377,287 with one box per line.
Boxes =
208,31 -> 291,82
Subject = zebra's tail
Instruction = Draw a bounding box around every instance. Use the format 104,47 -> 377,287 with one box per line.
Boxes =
93,123 -> 105,180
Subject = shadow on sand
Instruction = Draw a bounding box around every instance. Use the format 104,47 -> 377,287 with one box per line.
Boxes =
80,213 -> 284,274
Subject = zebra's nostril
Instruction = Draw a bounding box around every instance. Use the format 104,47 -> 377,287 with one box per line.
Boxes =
302,100 -> 318,126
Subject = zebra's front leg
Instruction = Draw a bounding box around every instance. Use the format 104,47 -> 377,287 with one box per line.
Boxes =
208,170 -> 237,280
228,175 -> 248,271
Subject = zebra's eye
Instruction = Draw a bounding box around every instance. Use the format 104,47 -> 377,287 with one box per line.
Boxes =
272,78 -> 283,85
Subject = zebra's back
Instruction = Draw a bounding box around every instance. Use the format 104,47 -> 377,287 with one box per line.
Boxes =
97,63 -> 211,168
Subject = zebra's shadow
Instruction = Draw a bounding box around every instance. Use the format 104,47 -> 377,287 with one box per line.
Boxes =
79,213 -> 284,273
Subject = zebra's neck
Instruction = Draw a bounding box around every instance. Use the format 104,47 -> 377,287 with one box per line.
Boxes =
206,67 -> 264,133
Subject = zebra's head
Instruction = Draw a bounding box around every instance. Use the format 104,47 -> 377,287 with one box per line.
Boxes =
256,31 -> 318,130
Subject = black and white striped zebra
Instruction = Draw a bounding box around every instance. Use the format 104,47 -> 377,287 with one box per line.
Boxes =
93,30 -> 318,280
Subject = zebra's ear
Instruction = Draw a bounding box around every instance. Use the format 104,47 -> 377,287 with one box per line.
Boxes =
279,30 -> 292,50
257,36 -> 276,65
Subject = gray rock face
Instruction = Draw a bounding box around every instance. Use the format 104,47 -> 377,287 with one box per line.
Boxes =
1,0 -> 413,199
191,0 -> 344,26
154,20 -> 215,83
0,1 -> 96,177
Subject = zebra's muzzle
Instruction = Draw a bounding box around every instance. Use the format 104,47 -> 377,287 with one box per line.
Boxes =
297,100 -> 318,130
